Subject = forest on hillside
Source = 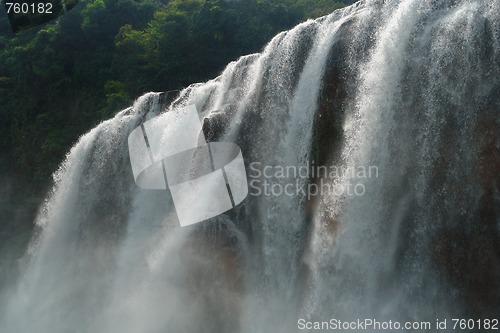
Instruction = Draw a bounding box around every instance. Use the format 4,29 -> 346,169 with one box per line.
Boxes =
0,0 -> 354,260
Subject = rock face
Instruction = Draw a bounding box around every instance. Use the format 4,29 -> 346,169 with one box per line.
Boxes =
0,0 -> 499,332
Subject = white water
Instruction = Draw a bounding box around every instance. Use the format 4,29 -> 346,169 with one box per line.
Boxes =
1,0 -> 498,332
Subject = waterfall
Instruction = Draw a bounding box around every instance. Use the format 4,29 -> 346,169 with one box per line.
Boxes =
1,0 -> 498,332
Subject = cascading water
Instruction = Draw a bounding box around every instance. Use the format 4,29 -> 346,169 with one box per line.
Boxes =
1,0 -> 498,332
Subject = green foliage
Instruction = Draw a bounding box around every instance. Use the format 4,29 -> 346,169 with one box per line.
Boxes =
103,80 -> 130,117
